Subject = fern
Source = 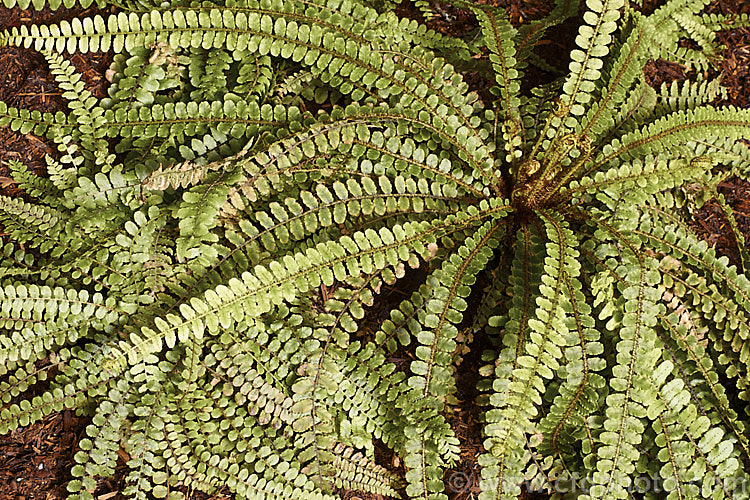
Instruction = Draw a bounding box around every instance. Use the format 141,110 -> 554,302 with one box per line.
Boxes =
1,0 -> 750,499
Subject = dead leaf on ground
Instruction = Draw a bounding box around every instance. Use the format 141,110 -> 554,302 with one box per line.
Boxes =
0,176 -> 16,188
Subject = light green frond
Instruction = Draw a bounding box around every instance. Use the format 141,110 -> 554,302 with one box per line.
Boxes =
566,156 -> 714,202
175,171 -> 240,262
631,209 -> 750,399
481,213 -> 579,500
659,307 -> 750,464
645,0 -> 715,71
558,0 -> 625,127
672,11 -> 720,59
577,11 -> 651,140
581,221 -> 668,499
43,50 -> 109,163
468,4 -> 523,162
0,100 -> 67,139
225,109 -> 488,202
7,160 -> 61,204
224,175 -> 464,262
104,209 -> 504,371
700,12 -> 750,31
595,106 -> 750,168
536,264 -> 605,457
0,285 -> 119,366
1,0 -> 100,10
331,444 -> 403,496
407,219 -> 505,406
711,191 -> 750,275
655,77 -> 726,116
0,195 -> 65,253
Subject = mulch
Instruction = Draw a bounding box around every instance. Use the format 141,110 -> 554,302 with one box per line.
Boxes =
1,0 -> 750,498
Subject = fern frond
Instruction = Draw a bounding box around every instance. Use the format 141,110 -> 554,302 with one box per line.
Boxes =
465,3 -> 523,162
595,106 -> 750,168
581,221 -> 668,499
408,219 -> 504,405
43,50 -> 108,163
0,195 -> 65,253
7,160 -> 61,203
104,205 -> 508,371
330,443 -> 403,496
0,100 -> 68,138
1,0 -> 101,10
578,11 -> 651,141
700,12 -> 750,31
0,284 -> 118,361
655,77 -> 726,116
711,190 -> 750,275
481,213 -> 579,500
558,0 -> 625,126
566,156 -> 714,202
536,260 -> 605,457
141,161 -> 220,191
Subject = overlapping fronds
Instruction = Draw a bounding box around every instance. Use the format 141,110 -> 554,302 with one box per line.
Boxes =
1,0 -> 749,499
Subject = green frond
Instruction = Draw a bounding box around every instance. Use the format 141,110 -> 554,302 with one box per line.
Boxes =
659,306 -> 750,462
478,223 -> 545,499
46,156 -> 79,190
466,3 -> 523,162
711,191 -> 750,275
465,5 -> 520,114
43,50 -> 109,163
175,171 -> 239,262
578,11 -> 652,140
700,12 -> 750,31
481,213 -> 580,500
655,77 -> 726,116
0,284 -> 118,360
104,209 -> 504,371
603,79 -> 657,139
672,11 -> 720,59
595,106 -> 750,168
223,109 -> 489,202
536,262 -> 605,457
581,219 -> 668,499
0,195 -> 65,253
225,175 -> 465,264
631,210 -> 750,397
330,444 -> 403,496
408,220 -> 504,406
1,0 -> 100,10
558,0 -> 625,127
567,156 -> 714,202
7,160 -> 61,204
645,0 -> 715,71
0,100 -> 67,138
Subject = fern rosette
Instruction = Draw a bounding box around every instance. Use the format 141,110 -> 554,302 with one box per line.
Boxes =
0,0 -> 749,499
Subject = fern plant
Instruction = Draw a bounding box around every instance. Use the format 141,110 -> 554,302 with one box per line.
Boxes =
1,0 -> 750,498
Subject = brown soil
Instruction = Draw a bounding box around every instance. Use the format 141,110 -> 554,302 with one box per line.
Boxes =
1,0 -> 750,499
